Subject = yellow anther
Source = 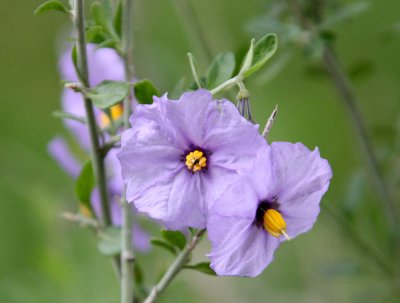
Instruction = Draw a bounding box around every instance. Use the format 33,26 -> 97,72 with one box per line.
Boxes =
185,149 -> 207,172
100,104 -> 124,127
263,209 -> 290,240
198,157 -> 207,167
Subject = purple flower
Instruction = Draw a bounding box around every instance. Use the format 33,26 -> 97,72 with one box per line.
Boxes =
207,142 -> 332,277
48,44 -> 150,251
118,89 -> 266,230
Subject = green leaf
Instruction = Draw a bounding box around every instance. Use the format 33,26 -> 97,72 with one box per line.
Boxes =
95,38 -> 118,50
91,2 -> 112,34
134,79 -> 160,105
161,229 -> 186,250
113,0 -> 123,37
87,80 -> 130,109
187,53 -> 202,89
86,25 -> 107,44
34,1 -> 69,15
242,33 -> 278,78
74,160 -> 95,210
184,262 -> 216,276
206,52 -> 235,89
238,39 -> 255,76
71,43 -> 82,80
150,238 -> 177,255
98,227 -> 122,256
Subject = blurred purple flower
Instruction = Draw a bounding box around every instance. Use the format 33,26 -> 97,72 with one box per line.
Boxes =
207,142 -> 332,277
48,44 -> 150,251
118,89 -> 266,230
59,44 -> 126,150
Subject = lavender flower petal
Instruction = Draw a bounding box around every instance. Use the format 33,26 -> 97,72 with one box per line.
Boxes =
208,215 -> 280,277
47,136 -> 81,177
270,142 -> 332,239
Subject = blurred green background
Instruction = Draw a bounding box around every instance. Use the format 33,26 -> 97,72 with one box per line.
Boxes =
1,0 -> 399,302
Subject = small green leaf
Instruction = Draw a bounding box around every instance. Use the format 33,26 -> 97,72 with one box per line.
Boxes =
98,227 -> 122,256
91,2 -> 112,34
86,25 -> 107,44
113,0 -> 123,37
34,1 -> 69,15
150,238 -> 177,255
184,262 -> 216,276
206,52 -> 236,89
74,160 -> 95,210
87,80 -> 130,109
238,39 -> 255,76
161,229 -> 186,250
187,53 -> 202,89
134,79 -> 160,105
95,38 -> 118,50
242,33 -> 278,78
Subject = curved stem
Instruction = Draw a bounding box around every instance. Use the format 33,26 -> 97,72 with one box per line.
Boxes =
143,229 -> 206,303
73,0 -> 111,226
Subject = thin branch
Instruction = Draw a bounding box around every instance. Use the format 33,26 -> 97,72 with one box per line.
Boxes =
72,0 -> 112,226
121,1 -> 135,302
288,0 -> 398,227
143,229 -> 206,303
323,204 -> 394,277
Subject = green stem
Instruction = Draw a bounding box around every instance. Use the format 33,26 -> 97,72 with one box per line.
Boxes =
143,229 -> 206,303
210,75 -> 242,96
120,1 -> 135,302
72,0 -> 111,227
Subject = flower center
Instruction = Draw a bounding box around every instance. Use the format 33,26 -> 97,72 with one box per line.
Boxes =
185,149 -> 207,172
255,202 -> 290,240
100,104 -> 123,127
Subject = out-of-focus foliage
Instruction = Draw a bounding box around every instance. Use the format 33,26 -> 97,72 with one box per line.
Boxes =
1,0 -> 400,302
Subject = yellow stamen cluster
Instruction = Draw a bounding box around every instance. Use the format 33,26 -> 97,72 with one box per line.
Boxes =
263,209 -> 290,240
100,104 -> 124,127
185,150 -> 207,172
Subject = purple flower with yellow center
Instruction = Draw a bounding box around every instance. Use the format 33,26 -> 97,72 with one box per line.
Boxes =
207,142 -> 332,277
48,44 -> 150,251
118,89 -> 266,230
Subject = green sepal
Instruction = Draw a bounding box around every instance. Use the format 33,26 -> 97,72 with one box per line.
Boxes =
161,229 -> 187,250
98,227 -> 122,256
184,262 -> 216,276
134,79 -> 160,105
87,80 -> 131,109
34,1 -> 69,15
